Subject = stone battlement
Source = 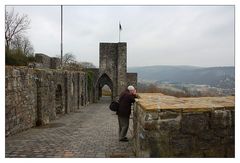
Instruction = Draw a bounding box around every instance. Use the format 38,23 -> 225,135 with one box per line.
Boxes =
133,93 -> 235,157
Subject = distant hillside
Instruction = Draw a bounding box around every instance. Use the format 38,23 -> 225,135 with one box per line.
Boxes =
128,65 -> 235,89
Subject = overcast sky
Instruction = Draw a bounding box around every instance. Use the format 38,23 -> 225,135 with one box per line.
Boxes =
6,5 -> 234,67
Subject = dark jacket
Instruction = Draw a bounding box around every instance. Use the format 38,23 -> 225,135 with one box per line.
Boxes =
117,89 -> 136,117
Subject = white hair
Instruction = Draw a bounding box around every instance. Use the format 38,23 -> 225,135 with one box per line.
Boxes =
127,85 -> 135,91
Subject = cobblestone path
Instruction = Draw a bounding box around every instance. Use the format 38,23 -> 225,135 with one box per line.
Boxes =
5,97 -> 135,158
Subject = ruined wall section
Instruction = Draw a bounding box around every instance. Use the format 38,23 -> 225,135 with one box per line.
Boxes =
5,66 -> 37,136
5,66 -> 90,136
35,53 -> 60,69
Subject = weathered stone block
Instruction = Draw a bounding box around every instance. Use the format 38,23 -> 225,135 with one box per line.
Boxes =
170,134 -> 193,157
159,111 -> 179,119
210,110 -> 232,129
150,131 -> 171,157
158,118 -> 181,133
144,112 -> 159,121
148,138 -> 161,157
181,113 -> 209,135
221,136 -> 234,146
197,136 -> 221,150
12,69 -> 20,77
203,147 -> 225,157
226,145 -> 235,157
143,120 -> 158,130
198,130 -> 215,141
214,128 -> 231,138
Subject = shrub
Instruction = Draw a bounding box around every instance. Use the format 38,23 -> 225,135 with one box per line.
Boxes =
6,49 -> 35,66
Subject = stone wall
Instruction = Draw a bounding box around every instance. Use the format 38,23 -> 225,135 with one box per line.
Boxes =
116,43 -> 127,95
86,68 -> 99,103
50,57 -> 61,69
5,66 -> 91,136
35,53 -> 60,69
133,93 -> 235,157
5,66 -> 37,136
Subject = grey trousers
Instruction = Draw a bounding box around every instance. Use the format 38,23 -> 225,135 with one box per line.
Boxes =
118,116 -> 129,140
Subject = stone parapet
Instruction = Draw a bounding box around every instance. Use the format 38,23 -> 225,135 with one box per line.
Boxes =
133,93 -> 235,157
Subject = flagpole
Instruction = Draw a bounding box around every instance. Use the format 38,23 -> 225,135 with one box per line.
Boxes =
61,5 -> 63,67
119,22 -> 120,42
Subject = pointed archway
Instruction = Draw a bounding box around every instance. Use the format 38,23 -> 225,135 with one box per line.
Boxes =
96,73 -> 113,100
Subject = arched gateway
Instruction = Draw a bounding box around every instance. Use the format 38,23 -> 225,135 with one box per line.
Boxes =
96,73 -> 113,99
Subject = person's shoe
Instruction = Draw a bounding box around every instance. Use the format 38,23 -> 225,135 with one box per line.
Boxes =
119,137 -> 129,142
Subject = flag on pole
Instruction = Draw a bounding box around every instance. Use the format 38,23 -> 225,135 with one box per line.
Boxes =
119,22 -> 122,31
119,22 -> 122,42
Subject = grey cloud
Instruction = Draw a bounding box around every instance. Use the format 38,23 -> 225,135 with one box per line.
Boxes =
6,5 -> 234,67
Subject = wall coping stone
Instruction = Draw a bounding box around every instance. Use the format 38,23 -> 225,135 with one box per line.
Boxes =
136,93 -> 234,113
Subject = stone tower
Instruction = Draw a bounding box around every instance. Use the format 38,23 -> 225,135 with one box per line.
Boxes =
96,42 -> 127,99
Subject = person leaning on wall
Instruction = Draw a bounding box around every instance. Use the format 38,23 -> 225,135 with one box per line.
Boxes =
117,85 -> 138,142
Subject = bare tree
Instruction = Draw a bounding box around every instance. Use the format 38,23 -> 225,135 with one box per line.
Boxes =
22,36 -> 34,56
11,34 -> 22,52
56,53 -> 96,70
62,53 -> 76,65
5,8 -> 30,54
11,35 -> 34,56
